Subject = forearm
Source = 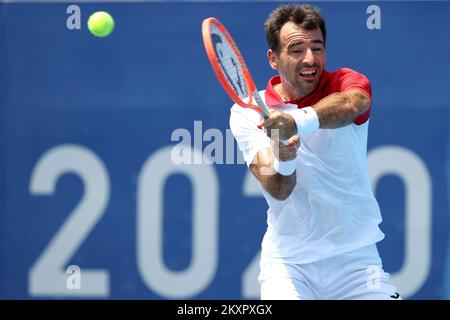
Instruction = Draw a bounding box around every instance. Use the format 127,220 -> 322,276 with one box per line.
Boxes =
313,90 -> 371,129
262,90 -> 371,140
250,163 -> 296,201
249,146 -> 297,201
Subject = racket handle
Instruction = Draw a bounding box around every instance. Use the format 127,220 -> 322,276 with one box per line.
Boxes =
252,91 -> 290,145
252,91 -> 270,118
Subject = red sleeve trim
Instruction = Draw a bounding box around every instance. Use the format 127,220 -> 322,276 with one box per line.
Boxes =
353,107 -> 371,125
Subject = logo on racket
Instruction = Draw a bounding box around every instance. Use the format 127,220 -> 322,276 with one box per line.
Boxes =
211,33 -> 247,99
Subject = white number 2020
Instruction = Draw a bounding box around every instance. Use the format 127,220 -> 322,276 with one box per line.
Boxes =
28,144 -> 430,299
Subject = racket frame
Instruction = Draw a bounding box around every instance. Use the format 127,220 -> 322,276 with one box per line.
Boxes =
202,17 -> 270,119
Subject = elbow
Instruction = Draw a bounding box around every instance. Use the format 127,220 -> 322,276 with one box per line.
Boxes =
271,192 -> 291,201
268,180 -> 295,201
345,91 -> 371,120
257,169 -> 296,201
348,104 -> 362,120
353,91 -> 371,111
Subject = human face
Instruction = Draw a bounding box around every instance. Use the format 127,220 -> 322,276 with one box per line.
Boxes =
268,22 -> 326,101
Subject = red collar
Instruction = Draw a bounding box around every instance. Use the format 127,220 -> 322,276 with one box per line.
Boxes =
264,70 -> 331,107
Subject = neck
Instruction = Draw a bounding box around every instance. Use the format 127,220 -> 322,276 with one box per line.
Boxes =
274,82 -> 303,102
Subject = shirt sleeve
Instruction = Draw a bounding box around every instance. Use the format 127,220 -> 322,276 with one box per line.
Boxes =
229,104 -> 272,167
335,68 -> 372,125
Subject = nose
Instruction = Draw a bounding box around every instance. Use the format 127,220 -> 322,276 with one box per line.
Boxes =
303,48 -> 315,65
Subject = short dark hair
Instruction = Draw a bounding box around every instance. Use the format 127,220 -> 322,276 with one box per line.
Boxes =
264,4 -> 326,53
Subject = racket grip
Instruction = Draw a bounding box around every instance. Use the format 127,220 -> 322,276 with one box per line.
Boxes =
252,91 -> 270,118
253,91 -> 289,145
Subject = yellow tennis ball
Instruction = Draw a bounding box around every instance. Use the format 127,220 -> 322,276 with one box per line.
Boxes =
87,11 -> 115,37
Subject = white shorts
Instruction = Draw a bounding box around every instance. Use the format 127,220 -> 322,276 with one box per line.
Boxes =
259,244 -> 401,300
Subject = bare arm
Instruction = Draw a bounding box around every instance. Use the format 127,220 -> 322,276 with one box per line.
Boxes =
249,136 -> 299,201
314,89 -> 371,128
262,89 -> 371,139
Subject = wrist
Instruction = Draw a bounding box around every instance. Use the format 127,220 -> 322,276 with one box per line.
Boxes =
273,157 -> 296,176
287,107 -> 320,136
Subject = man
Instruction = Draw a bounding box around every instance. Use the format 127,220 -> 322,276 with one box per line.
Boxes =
229,4 -> 400,299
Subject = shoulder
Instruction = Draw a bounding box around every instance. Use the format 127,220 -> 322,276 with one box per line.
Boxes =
331,68 -> 370,82
328,68 -> 371,98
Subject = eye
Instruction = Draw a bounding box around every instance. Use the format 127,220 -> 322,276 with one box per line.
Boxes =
290,49 -> 303,54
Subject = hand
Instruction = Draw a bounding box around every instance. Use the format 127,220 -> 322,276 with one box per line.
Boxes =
261,109 -> 297,141
272,135 -> 300,162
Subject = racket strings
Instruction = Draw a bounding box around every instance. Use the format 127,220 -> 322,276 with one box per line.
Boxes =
210,23 -> 250,101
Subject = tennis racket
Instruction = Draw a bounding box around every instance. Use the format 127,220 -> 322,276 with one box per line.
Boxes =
202,17 -> 270,119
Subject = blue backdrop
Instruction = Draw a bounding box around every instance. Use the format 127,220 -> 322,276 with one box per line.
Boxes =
0,0 -> 449,299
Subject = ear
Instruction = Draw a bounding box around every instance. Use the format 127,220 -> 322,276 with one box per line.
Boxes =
267,49 -> 278,70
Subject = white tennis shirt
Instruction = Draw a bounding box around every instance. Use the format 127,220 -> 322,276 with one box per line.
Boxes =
229,70 -> 385,264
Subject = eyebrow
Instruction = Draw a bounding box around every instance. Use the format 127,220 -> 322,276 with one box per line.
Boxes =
288,39 -> 324,48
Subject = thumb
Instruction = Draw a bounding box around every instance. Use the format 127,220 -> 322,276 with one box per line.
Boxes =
288,135 -> 300,147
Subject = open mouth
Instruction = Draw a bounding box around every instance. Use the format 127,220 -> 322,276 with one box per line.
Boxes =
299,68 -> 318,78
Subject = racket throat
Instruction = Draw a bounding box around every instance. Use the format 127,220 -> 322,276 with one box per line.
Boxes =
252,91 -> 270,118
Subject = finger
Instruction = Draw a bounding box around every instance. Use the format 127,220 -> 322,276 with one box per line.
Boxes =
263,110 -> 282,128
275,141 -> 297,161
262,118 -> 276,129
288,135 -> 300,146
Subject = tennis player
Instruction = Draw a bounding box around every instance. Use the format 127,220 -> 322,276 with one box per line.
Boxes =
229,4 -> 401,299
